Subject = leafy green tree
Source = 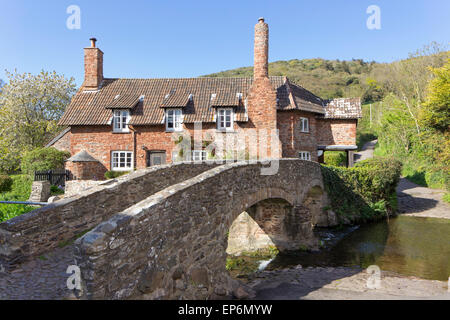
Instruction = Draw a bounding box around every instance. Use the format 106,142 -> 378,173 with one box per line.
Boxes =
382,43 -> 448,134
0,70 -> 76,172
21,147 -> 71,176
419,59 -> 450,132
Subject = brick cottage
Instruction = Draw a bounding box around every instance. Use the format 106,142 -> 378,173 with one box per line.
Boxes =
55,18 -> 361,180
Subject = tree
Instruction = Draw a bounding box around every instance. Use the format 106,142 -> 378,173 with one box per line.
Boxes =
0,70 -> 76,172
419,59 -> 450,132
382,43 -> 448,134
21,147 -> 71,176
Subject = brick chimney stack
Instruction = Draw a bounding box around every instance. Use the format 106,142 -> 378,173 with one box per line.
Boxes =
254,17 -> 269,80
83,37 -> 103,90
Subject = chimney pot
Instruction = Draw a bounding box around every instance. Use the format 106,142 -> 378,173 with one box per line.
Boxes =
90,37 -> 97,48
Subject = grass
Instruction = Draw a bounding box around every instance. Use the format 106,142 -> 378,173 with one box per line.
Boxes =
443,193 -> 450,204
0,174 -> 34,223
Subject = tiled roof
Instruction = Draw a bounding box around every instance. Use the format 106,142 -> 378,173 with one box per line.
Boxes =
160,90 -> 191,108
211,91 -> 241,107
67,150 -> 99,162
59,76 -> 358,126
106,93 -> 141,109
323,98 -> 362,119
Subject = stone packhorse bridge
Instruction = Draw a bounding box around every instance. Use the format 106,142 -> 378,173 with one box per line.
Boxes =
0,159 -> 334,299
74,159 -> 332,299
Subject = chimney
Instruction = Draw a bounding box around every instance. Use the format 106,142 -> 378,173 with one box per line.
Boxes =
83,37 -> 103,90
254,17 -> 269,80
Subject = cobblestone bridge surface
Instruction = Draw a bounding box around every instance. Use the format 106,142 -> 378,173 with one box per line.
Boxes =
0,245 -> 75,300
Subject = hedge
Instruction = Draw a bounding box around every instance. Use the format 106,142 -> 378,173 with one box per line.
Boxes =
21,147 -> 71,176
324,151 -> 347,167
321,157 -> 402,224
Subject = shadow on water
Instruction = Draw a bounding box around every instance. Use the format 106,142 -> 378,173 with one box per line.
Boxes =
265,216 -> 450,281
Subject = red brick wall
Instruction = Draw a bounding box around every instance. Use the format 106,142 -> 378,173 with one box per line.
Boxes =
66,161 -> 107,181
83,47 -> 103,89
277,111 -> 318,161
316,119 -> 357,146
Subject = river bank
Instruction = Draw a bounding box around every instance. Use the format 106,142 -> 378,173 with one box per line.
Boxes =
247,266 -> 449,300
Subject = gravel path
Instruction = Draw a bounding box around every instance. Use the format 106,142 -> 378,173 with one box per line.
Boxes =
397,178 -> 450,219
353,139 -> 377,163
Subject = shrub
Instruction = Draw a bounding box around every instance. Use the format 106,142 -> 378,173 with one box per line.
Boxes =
104,170 -> 130,180
0,175 -> 13,193
324,151 -> 347,167
321,157 -> 402,224
21,147 -> 70,176
50,185 -> 65,195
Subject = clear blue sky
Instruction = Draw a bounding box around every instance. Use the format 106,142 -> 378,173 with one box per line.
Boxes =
0,0 -> 449,86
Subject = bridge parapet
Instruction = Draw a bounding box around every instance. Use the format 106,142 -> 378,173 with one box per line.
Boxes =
74,159 -> 328,299
0,162 -> 220,267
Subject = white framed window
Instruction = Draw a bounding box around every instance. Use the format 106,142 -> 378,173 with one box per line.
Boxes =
217,108 -> 234,131
299,151 -> 311,161
300,117 -> 309,133
192,150 -> 207,161
111,151 -> 133,171
112,110 -> 130,133
165,109 -> 183,132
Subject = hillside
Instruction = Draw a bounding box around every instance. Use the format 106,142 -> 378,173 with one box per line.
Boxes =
203,58 -> 386,102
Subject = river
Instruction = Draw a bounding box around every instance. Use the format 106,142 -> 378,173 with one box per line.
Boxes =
256,215 -> 450,281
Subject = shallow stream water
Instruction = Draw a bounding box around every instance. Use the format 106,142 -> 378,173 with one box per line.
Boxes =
261,216 -> 450,281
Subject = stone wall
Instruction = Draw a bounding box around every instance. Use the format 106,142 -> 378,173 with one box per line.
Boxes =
0,162 -> 219,267
74,159 -> 329,300
51,130 -> 71,152
64,180 -> 102,198
28,181 -> 51,203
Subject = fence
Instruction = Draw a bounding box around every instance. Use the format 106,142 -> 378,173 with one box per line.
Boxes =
34,169 -> 71,187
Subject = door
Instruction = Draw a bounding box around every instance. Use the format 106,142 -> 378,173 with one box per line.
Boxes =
147,151 -> 166,167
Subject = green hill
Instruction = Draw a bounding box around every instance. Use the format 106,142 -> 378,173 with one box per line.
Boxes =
203,58 -> 386,102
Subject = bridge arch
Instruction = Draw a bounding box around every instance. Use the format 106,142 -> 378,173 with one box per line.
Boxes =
75,159 -> 328,300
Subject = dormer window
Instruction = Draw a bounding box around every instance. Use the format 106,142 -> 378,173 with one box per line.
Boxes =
166,108 -> 183,132
113,110 -> 130,133
300,117 -> 309,133
217,108 -> 234,131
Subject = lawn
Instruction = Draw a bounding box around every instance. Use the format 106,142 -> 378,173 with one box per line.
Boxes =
0,174 -> 35,222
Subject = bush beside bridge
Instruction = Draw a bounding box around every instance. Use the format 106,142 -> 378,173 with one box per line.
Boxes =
321,157 -> 402,224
